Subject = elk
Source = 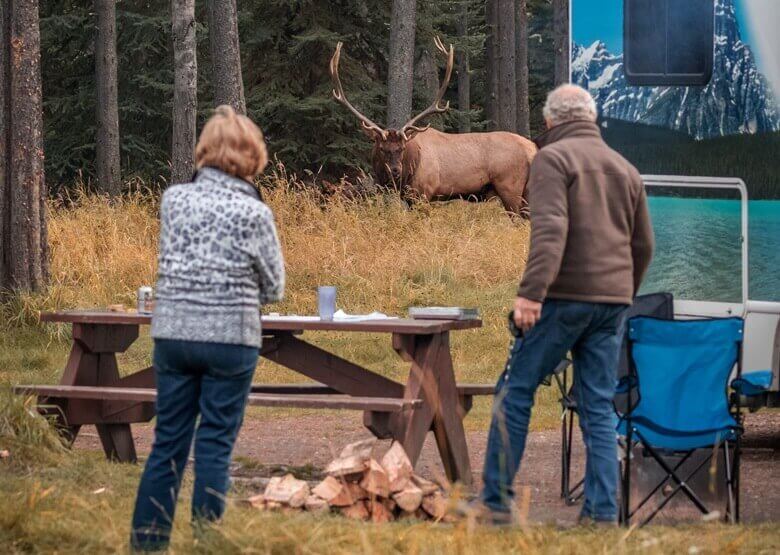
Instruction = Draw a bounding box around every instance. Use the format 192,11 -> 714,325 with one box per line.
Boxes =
330,38 -> 536,216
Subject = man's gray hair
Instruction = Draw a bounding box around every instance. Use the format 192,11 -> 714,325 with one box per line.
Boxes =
542,84 -> 598,125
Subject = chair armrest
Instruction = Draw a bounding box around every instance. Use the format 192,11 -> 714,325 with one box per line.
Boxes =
731,370 -> 773,397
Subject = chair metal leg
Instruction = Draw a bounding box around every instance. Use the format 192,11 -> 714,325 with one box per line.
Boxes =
556,368 -> 584,505
734,438 -> 741,523
627,449 -> 695,521
723,441 -> 736,524
561,408 -> 569,500
637,450 -> 714,527
621,426 -> 633,526
637,434 -> 712,517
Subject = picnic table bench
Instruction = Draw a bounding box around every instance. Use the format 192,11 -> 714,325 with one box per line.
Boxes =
15,311 -> 492,485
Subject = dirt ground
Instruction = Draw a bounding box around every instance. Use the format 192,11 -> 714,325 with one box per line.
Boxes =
73,411 -> 780,524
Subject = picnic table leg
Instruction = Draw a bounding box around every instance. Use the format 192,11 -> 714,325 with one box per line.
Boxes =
430,332 -> 472,485
57,323 -> 141,462
394,332 -> 473,485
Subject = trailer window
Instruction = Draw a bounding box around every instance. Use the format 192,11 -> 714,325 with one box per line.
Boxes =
624,0 -> 714,86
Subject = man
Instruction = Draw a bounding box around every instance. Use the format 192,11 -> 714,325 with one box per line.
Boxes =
479,84 -> 654,525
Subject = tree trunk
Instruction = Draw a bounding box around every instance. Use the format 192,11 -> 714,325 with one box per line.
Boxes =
553,0 -> 569,86
515,0 -> 530,136
171,0 -> 197,184
484,0 -> 498,129
0,0 -> 47,292
386,0 -> 417,129
456,1 -> 470,133
414,48 -> 438,103
94,0 -> 121,197
496,0 -> 516,132
0,0 -> 8,289
208,0 -> 245,114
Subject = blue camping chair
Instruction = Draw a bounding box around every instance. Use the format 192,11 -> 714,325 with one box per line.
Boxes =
556,292 -> 674,505
619,317 -> 744,526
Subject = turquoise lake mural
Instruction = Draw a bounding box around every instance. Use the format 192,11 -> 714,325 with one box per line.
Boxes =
571,0 -> 780,301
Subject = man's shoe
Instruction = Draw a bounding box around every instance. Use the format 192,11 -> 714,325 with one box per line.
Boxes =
454,499 -> 516,526
577,515 -> 618,528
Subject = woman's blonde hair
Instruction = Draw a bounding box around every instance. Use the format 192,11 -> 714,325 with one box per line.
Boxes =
195,105 -> 268,180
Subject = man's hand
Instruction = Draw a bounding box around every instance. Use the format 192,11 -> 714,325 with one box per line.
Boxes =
513,296 -> 543,333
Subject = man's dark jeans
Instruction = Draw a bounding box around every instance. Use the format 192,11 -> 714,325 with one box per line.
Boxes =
482,299 -> 628,522
131,339 -> 258,551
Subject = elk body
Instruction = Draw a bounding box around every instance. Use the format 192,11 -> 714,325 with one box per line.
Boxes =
331,39 -> 537,216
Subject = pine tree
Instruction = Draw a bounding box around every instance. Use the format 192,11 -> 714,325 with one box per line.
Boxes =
515,0 -> 530,136
496,0 -> 516,131
455,1 -> 471,132
553,0 -> 569,85
484,0 -> 498,129
0,0 -> 48,292
387,0 -> 417,128
171,0 -> 197,184
208,0 -> 244,113
94,0 -> 121,196
35,0 -> 556,187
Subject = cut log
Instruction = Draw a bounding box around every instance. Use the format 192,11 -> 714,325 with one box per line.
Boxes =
342,500 -> 370,520
392,482 -> 423,512
304,494 -> 329,513
381,442 -> 413,492
346,482 -> 369,502
312,476 -> 366,507
324,438 -> 376,478
312,476 -> 341,501
247,493 -> 266,509
360,459 -> 390,498
263,474 -> 310,508
368,498 -> 394,524
339,438 -> 376,459
325,455 -> 367,478
421,492 -> 450,521
411,474 -> 439,496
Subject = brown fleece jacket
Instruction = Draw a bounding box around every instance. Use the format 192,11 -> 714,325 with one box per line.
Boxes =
518,120 -> 654,305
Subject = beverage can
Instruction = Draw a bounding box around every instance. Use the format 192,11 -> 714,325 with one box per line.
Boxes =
137,286 -> 154,314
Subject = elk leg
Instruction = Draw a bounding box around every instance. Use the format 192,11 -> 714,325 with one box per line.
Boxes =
493,176 -> 529,219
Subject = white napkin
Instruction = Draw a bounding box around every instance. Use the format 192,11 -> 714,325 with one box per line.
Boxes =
333,309 -> 397,321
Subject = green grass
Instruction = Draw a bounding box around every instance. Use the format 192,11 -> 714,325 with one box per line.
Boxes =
1,446 -> 779,554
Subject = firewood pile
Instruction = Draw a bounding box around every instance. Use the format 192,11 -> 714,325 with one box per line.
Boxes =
241,439 -> 456,522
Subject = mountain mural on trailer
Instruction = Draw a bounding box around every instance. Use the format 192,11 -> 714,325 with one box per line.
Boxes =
571,0 -> 780,139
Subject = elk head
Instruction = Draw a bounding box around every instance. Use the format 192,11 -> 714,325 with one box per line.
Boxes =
330,37 -> 454,185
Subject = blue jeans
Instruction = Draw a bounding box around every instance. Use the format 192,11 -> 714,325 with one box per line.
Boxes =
482,299 -> 627,522
130,339 -> 258,551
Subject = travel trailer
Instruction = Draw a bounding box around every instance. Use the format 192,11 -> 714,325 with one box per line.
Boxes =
570,0 -> 780,407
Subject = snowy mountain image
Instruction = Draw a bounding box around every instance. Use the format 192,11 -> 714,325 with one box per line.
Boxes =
572,0 -> 780,139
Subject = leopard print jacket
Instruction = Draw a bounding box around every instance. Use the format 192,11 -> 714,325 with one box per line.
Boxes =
151,167 -> 285,348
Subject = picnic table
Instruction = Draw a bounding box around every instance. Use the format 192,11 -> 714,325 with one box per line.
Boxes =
17,311 -> 488,485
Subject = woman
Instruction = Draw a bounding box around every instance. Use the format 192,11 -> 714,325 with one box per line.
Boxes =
131,106 -> 285,551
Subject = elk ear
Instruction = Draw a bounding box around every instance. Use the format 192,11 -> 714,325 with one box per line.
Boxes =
361,126 -> 381,141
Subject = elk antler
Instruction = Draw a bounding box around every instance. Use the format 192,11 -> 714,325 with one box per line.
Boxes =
330,42 -> 388,140
400,36 -> 455,140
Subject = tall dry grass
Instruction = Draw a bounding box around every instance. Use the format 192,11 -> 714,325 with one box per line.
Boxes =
6,176 -> 529,320
2,176 -> 546,427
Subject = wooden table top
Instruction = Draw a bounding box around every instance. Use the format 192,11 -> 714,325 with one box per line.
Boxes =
40,310 -> 482,334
